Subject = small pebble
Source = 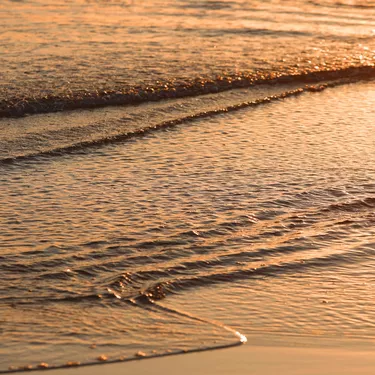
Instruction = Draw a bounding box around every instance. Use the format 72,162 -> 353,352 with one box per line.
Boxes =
38,363 -> 49,369
90,344 -> 96,349
66,361 -> 80,367
97,355 -> 108,361
135,351 -> 146,357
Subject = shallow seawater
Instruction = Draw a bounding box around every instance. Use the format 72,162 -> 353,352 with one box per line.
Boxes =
1,0 -> 375,371
1,0 -> 375,116
1,81 -> 375,370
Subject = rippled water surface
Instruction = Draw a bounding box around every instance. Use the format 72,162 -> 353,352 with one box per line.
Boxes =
2,81 -> 375,370
1,0 -> 375,371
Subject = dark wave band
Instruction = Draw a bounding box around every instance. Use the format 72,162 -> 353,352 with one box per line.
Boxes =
1,65 -> 375,118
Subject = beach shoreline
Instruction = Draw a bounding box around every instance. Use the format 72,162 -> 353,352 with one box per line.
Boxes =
28,342 -> 375,375
3,0 -> 375,373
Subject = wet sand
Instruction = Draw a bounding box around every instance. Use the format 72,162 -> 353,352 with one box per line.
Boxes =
29,343 -> 375,375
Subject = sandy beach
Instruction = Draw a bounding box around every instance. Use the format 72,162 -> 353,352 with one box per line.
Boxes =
29,342 -> 375,375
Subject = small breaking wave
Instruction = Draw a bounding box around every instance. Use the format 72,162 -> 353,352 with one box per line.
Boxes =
1,65 -> 375,119
0,79 -> 362,165
325,197 -> 375,212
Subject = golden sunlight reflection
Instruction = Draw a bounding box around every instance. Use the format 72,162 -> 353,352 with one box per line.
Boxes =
1,0 -> 375,372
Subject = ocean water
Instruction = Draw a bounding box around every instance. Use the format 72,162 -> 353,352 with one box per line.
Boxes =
1,0 -> 375,371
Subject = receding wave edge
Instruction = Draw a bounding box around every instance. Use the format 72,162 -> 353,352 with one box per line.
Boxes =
0,78 -> 360,165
